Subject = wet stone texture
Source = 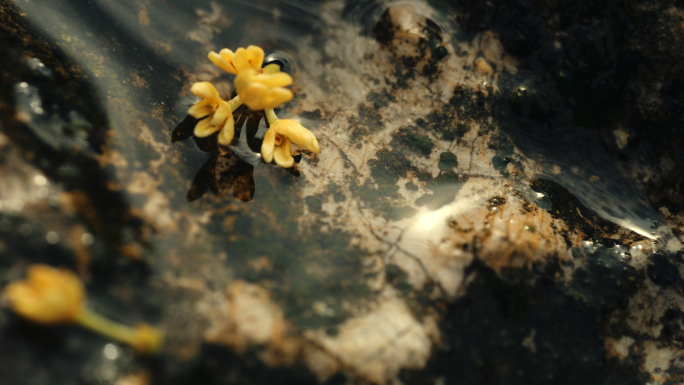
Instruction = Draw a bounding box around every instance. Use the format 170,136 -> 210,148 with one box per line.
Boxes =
0,0 -> 684,384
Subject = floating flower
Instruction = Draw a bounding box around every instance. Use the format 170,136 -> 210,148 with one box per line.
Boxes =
188,81 -> 237,146
235,68 -> 294,110
261,115 -> 320,168
3,264 -> 163,355
208,45 -> 264,75
4,264 -> 84,324
179,45 -> 321,165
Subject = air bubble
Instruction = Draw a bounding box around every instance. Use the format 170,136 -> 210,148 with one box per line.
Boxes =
18,223 -> 32,236
81,233 -> 94,245
34,175 -> 47,186
103,344 -> 119,360
46,231 -> 59,244
14,82 -> 45,117
263,51 -> 294,75
27,58 -> 53,77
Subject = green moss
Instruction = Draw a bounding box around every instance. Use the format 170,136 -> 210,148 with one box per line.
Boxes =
348,117 -> 369,142
415,172 -> 465,210
356,179 -> 416,220
348,103 -> 385,143
390,126 -> 435,157
325,182 -> 340,195
416,87 -> 489,142
438,152 -> 458,171
351,148 -> 424,220
385,264 -> 411,294
299,109 -> 322,120
357,179 -> 398,202
385,264 -> 435,319
431,45 -> 448,61
426,172 -> 463,190
305,195 -> 323,213
491,154 -> 511,174
379,204 -> 417,221
369,148 -> 415,185
358,104 -> 384,132
488,132 -> 515,157
405,181 -> 419,191
418,172 -> 432,182
366,89 -> 396,109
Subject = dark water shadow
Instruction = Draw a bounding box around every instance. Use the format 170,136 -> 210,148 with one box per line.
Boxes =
171,104 -> 305,203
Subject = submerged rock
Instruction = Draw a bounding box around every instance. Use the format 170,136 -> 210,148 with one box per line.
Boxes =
0,0 -> 683,384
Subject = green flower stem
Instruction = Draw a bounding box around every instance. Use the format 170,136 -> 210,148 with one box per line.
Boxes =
262,63 -> 281,74
265,108 -> 279,126
75,308 -> 138,347
228,95 -> 242,112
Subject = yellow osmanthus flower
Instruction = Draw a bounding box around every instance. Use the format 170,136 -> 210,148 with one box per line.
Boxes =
208,45 -> 265,75
235,67 -> 294,110
186,45 -> 320,164
262,110 -> 320,168
4,264 -> 84,324
3,264 -> 163,355
188,82 -> 241,146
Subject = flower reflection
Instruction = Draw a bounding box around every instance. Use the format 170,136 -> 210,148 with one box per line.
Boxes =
173,105 -> 263,203
187,150 -> 255,203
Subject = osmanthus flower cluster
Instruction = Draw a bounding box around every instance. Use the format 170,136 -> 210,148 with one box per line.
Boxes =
3,264 -> 163,355
188,45 -> 320,168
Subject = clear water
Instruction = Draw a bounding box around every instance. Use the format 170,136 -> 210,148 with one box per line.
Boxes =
7,0 -> 670,376
14,0 -> 661,239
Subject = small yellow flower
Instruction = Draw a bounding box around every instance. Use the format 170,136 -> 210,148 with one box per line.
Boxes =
235,69 -> 294,110
262,119 -> 320,168
4,264 -> 165,355
4,264 -> 84,324
188,82 -> 235,145
208,45 -> 265,75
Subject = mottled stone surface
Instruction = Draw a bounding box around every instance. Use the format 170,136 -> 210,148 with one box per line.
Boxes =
0,0 -> 683,384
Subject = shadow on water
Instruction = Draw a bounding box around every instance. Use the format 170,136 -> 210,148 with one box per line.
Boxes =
171,100 -> 305,203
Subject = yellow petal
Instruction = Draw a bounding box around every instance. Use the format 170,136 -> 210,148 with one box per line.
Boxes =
190,82 -> 220,100
208,50 -> 237,74
240,83 -> 269,110
234,69 -> 257,94
188,99 -> 214,118
273,119 -> 320,154
210,103 -> 231,127
245,45 -> 265,71
217,116 -> 235,146
4,264 -> 85,324
255,72 -> 293,88
262,88 -> 293,109
232,47 -> 251,73
235,69 -> 293,110
194,118 -> 220,137
261,127 -> 277,163
273,137 -> 294,168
